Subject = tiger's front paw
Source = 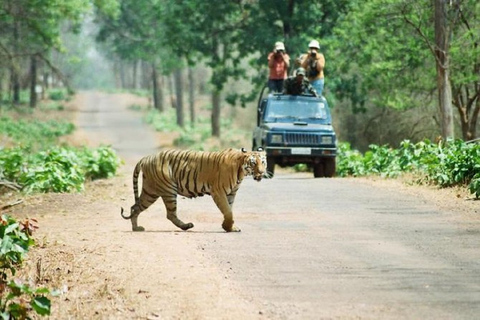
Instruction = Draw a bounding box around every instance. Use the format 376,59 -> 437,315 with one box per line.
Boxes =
229,225 -> 241,232
180,222 -> 194,231
133,226 -> 145,232
222,222 -> 241,232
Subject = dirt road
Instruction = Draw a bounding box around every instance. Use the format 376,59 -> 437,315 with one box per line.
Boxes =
9,92 -> 480,319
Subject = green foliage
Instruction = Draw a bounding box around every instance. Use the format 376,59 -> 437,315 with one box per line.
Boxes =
144,108 -> 179,132
0,215 -> 55,318
80,146 -> 122,180
48,89 -> 69,101
0,117 -> 75,149
142,107 -> 249,151
19,148 -> 86,193
336,142 -> 368,177
0,146 -> 122,193
337,139 -> 480,198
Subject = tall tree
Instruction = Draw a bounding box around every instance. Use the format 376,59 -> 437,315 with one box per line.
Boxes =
434,0 -> 454,139
327,0 -> 480,141
0,0 -> 119,106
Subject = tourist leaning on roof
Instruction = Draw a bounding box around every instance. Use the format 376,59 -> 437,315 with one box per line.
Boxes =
283,67 -> 318,97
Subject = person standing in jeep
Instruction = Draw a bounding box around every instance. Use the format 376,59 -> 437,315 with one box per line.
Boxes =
283,68 -> 318,97
267,41 -> 290,93
301,40 -> 325,96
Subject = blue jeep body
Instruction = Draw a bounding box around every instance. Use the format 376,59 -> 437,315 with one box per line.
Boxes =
252,92 -> 337,178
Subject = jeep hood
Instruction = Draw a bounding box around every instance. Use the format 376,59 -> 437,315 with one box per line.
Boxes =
262,123 -> 334,133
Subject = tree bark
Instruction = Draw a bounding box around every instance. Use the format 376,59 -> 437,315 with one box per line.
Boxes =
11,65 -> 20,105
434,0 -> 454,140
29,55 -> 37,108
12,21 -> 20,105
188,68 -> 196,127
174,69 -> 184,127
211,90 -> 221,137
152,64 -> 164,112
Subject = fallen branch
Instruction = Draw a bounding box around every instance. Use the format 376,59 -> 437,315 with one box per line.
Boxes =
1,199 -> 24,211
0,180 -> 22,191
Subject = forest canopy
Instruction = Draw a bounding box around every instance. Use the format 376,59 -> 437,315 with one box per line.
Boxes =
1,0 -> 479,148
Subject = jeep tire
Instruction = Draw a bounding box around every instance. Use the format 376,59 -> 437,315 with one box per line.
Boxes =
324,157 -> 336,178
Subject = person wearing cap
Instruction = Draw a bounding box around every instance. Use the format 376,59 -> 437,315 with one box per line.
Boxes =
267,41 -> 290,93
283,67 -> 318,96
300,39 -> 325,96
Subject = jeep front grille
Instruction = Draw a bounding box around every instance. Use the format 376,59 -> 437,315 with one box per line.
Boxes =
285,133 -> 320,145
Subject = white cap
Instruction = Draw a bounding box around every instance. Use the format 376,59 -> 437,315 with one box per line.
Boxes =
308,40 -> 320,49
274,41 -> 285,51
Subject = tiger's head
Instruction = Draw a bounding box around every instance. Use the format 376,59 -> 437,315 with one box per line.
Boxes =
241,148 -> 267,181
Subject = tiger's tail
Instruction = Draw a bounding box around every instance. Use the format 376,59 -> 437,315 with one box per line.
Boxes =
120,159 -> 143,219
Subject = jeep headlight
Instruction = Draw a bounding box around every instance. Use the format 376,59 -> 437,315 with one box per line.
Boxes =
321,136 -> 333,144
271,134 -> 283,144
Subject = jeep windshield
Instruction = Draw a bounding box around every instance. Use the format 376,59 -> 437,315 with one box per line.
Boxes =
264,99 -> 328,123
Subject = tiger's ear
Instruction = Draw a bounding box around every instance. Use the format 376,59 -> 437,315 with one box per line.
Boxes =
256,147 -> 264,152
241,147 -> 247,153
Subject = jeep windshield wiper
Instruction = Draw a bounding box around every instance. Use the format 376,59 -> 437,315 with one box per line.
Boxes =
271,115 -> 298,121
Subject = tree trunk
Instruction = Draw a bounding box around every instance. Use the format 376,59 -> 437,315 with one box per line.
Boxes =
12,21 -> 20,105
434,0 -> 454,140
174,69 -> 184,127
132,60 -> 138,90
188,68 -> 196,128
152,64 -> 164,112
211,90 -> 221,137
29,55 -> 37,108
120,63 -> 127,89
141,61 -> 151,90
11,66 -> 20,105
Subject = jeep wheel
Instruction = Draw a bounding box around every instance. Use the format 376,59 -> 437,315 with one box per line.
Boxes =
324,157 -> 336,178
313,162 -> 325,178
266,156 -> 275,178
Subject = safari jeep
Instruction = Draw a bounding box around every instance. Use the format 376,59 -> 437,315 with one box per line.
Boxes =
252,90 -> 337,178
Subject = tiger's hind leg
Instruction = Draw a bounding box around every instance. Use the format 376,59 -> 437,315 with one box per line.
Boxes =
161,195 -> 194,231
129,203 -> 145,232
131,189 -> 160,231
213,193 -> 241,232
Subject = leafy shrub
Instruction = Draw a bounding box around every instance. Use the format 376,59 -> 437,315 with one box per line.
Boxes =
1,146 -> 122,193
336,142 -> 368,177
0,117 -> 74,148
337,139 -> 480,198
48,89 -> 68,101
0,147 -> 27,182
80,146 -> 123,180
19,148 -> 86,193
0,215 -> 56,318
143,107 -> 250,150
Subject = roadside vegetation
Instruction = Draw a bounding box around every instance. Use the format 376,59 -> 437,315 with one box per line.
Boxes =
337,140 -> 480,198
0,215 -> 56,318
0,90 -> 122,319
0,90 -> 122,194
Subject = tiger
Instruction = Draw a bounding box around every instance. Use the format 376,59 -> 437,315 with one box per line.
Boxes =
120,148 -> 267,232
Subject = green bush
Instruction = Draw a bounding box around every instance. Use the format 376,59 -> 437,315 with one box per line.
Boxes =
19,148 -> 85,193
143,107 -> 250,150
80,146 -> 123,180
0,146 -> 122,193
0,117 -> 74,148
337,139 -> 480,198
0,215 -> 56,318
48,89 -> 68,101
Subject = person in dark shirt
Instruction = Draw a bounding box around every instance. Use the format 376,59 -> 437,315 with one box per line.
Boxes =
283,67 -> 318,97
